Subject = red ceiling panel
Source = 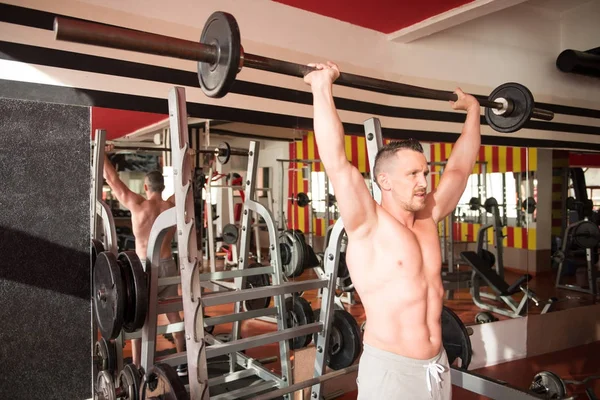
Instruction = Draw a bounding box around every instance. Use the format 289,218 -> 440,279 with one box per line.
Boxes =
91,107 -> 167,140
272,0 -> 474,34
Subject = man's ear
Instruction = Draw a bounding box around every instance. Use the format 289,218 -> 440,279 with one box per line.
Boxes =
378,172 -> 391,191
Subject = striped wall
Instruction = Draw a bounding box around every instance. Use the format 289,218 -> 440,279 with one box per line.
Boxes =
286,133 -> 538,249
429,143 -> 538,189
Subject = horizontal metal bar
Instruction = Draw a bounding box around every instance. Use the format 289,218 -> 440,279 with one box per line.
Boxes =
157,298 -> 183,314
207,369 -> 257,387
211,380 -> 279,400
200,281 -> 234,292
156,351 -> 187,367
123,321 -> 185,339
202,279 -> 328,307
253,364 -> 359,400
205,336 -> 284,385
204,307 -> 278,327
206,322 -> 322,359
450,368 -> 544,400
199,266 -> 274,282
158,276 -> 181,286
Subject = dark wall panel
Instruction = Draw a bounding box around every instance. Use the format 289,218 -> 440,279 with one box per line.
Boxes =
0,98 -> 90,399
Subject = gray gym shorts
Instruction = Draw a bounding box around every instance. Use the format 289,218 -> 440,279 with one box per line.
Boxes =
356,343 -> 451,400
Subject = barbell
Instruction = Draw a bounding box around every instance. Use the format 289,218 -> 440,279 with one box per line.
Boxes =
105,141 -> 247,164
54,12 -> 554,133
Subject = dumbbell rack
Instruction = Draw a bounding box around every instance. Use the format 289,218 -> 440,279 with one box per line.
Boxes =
165,86 -> 338,399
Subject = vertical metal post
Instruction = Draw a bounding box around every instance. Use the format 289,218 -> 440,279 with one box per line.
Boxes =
279,160 -> 286,230
206,168 -> 216,273
168,86 -> 207,398
363,118 -> 382,204
324,174 -> 331,233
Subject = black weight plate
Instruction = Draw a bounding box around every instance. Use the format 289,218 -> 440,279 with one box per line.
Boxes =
296,192 -> 310,207
475,312 -> 496,324
95,338 -> 117,376
119,251 -> 148,333
96,370 -> 116,400
91,239 -> 105,269
279,232 -> 299,278
483,197 -> 499,214
94,252 -> 126,340
529,371 -> 566,398
485,82 -> 534,133
243,263 -> 271,311
117,363 -> 142,400
337,251 -> 349,279
288,231 -> 306,277
327,309 -> 362,370
441,306 -> 472,369
573,220 -> 600,249
198,12 -> 241,99
285,296 -> 314,349
222,223 -> 239,244
217,142 -> 231,164
469,197 -> 481,210
143,363 -> 189,400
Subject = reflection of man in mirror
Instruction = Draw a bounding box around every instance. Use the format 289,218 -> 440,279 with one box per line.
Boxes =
305,62 -> 481,399
103,144 -> 187,377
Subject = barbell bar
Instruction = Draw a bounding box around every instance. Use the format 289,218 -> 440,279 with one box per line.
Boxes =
54,12 -> 554,133
104,141 -> 248,164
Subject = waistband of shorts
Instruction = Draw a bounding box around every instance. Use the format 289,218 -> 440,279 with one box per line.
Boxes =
362,342 -> 444,366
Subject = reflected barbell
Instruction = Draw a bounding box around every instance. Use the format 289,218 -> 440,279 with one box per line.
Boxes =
289,192 -> 337,208
54,12 -> 554,133
104,141 -> 248,164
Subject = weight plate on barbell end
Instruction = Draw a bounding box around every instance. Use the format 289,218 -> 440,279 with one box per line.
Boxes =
96,370 -> 117,400
484,82 -> 535,133
522,196 -> 537,214
468,197 -> 481,211
290,230 -> 307,277
327,309 -> 362,370
91,239 -> 105,270
95,338 -> 117,376
285,296 -> 314,349
118,251 -> 148,333
198,12 -> 241,99
143,363 -> 190,400
243,263 -> 271,311
216,142 -> 231,164
117,364 -> 143,400
573,220 -> 600,249
529,371 -> 567,398
296,192 -> 311,208
94,252 -> 126,340
222,223 -> 239,245
484,197 -> 499,214
441,306 -> 472,369
475,311 -> 496,324
479,249 -> 496,269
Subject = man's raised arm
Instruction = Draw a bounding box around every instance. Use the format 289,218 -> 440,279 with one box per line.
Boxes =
103,145 -> 144,209
427,89 -> 481,223
304,62 -> 377,235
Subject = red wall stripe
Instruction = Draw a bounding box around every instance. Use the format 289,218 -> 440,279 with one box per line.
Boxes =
522,229 -> 528,249
351,136 -> 359,169
506,146 -> 513,173
507,227 -> 514,247
492,146 -> 499,171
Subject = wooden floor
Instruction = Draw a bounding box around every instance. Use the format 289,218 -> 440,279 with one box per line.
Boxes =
121,256 -> 599,399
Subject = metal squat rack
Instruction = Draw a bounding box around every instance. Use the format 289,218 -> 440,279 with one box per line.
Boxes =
163,86 -> 346,399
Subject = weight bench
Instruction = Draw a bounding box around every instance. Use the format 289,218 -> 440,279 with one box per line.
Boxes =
461,251 -> 555,318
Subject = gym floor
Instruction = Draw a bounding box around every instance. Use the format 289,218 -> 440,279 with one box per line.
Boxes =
122,260 -> 599,399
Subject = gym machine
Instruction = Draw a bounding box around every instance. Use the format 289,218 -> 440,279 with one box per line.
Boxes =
555,218 -> 600,297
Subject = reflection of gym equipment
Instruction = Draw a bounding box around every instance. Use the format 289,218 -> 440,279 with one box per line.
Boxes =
555,219 -> 600,297
461,251 -> 555,319
530,371 -> 600,400
471,197 -> 506,281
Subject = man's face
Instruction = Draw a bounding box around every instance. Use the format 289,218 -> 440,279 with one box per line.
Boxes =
387,150 -> 429,212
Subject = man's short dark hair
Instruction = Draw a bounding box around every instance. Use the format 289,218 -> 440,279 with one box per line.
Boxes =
145,170 -> 165,193
373,139 -> 424,185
